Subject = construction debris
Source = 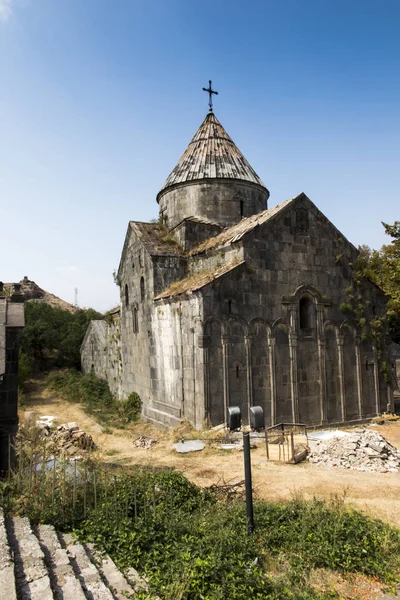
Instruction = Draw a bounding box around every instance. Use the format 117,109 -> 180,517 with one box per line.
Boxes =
44,422 -> 95,456
308,428 -> 400,472
133,435 -> 157,449
207,479 -> 245,501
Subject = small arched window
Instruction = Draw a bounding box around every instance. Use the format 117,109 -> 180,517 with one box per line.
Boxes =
133,306 -> 139,334
140,277 -> 145,302
125,284 -> 129,306
240,200 -> 244,218
299,297 -> 315,330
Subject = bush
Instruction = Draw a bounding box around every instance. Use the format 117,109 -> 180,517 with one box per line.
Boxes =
256,496 -> 400,581
18,351 -> 33,389
72,482 -> 400,599
120,392 -> 142,422
2,456 -> 400,599
46,370 -> 143,428
46,370 -> 116,426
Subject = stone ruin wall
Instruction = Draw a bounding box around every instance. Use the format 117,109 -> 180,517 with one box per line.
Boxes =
81,314 -> 123,400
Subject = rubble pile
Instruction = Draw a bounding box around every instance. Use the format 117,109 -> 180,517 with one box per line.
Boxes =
133,435 -> 157,449
309,428 -> 400,472
41,422 -> 96,456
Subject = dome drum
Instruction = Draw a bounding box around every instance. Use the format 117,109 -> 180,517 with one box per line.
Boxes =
158,178 -> 269,230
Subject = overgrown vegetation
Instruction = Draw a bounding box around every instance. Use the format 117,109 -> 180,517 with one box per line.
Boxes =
358,220 -> 400,344
336,221 -> 400,380
1,456 -> 400,600
20,302 -> 103,374
46,369 -> 141,427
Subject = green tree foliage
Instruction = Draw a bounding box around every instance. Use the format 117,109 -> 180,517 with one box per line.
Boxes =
358,221 -> 400,343
20,302 -> 103,370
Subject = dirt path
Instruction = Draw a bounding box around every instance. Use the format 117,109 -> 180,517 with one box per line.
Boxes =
22,380 -> 400,528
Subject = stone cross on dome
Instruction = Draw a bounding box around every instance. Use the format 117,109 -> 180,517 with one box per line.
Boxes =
202,80 -> 218,112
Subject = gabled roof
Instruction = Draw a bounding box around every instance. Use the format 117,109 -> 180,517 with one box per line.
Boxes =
157,112 -> 267,198
81,319 -> 106,352
130,222 -> 185,257
117,221 -> 185,280
154,260 -> 245,300
189,195 -> 299,256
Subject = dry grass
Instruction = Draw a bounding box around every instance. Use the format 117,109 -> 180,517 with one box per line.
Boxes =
20,378 -> 400,530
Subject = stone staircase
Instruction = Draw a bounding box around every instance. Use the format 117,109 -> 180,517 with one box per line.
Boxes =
0,508 -> 143,599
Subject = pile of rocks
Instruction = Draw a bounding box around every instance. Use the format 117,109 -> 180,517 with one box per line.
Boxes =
133,435 -> 157,449
308,428 -> 400,472
46,422 -> 95,456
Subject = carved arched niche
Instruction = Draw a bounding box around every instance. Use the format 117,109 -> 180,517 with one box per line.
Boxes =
340,322 -> 360,420
226,319 -> 248,423
272,321 -> 292,423
203,318 -> 224,426
324,323 -> 341,423
282,286 -> 330,425
249,318 -> 272,425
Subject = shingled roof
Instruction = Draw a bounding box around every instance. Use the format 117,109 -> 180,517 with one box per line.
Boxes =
130,222 -> 185,256
154,260 -> 245,300
189,195 -> 299,256
157,112 -> 267,198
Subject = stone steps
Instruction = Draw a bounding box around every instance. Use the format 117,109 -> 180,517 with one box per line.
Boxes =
0,508 -> 137,599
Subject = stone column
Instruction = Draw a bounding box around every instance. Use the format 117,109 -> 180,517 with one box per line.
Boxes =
316,307 -> 327,424
372,345 -> 380,416
222,336 -> 230,424
198,334 -> 210,424
245,335 -> 252,424
318,339 -> 327,424
268,337 -> 276,426
288,332 -> 299,423
337,334 -> 346,423
354,337 -> 363,419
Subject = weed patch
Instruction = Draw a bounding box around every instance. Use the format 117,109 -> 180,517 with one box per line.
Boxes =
45,369 -> 141,427
2,451 -> 400,599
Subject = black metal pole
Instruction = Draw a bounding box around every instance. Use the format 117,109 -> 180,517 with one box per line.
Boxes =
243,431 -> 254,535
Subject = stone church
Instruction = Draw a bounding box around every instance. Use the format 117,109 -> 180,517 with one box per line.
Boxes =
82,102 -> 393,428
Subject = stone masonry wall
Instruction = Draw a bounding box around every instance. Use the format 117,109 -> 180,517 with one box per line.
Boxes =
81,314 -> 123,399
148,296 -> 204,427
117,226 -> 204,426
158,180 -> 268,231
172,219 -> 222,252
200,197 -> 391,427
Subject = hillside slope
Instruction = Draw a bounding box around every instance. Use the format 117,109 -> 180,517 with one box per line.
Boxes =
4,277 -> 77,312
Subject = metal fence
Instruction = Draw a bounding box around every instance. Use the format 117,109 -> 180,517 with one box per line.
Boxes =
0,432 -> 165,528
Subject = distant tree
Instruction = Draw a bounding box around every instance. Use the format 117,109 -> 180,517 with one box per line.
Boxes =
20,303 -> 103,370
359,221 -> 400,343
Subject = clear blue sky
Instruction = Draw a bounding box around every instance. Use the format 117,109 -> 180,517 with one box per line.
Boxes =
1,0 -> 399,312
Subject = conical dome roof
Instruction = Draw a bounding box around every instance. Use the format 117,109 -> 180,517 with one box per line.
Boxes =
158,112 -> 267,198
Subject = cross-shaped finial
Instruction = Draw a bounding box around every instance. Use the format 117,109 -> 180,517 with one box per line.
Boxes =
202,80 -> 218,112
